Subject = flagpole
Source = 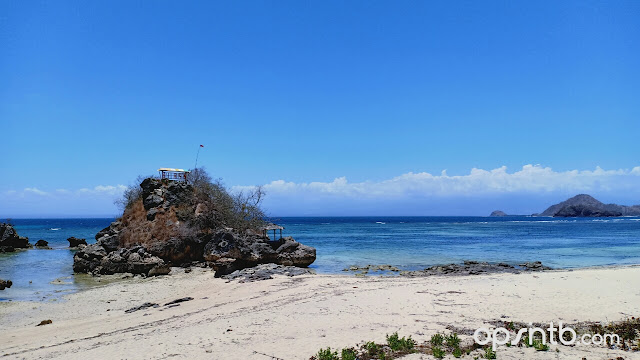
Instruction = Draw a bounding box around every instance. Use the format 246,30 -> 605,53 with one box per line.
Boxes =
194,145 -> 201,170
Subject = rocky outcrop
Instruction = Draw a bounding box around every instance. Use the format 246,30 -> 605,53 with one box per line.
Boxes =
73,244 -> 170,276
342,264 -> 400,274
399,260 -> 551,277
73,178 -> 316,277
67,237 -> 87,248
490,210 -> 507,217
203,233 -> 316,276
537,194 -> 640,217
0,279 -> 12,290
0,223 -> 31,252
221,263 -> 315,282
34,239 -> 51,249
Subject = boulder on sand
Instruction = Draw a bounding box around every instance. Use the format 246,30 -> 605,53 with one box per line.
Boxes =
73,244 -> 170,277
203,233 -> 316,276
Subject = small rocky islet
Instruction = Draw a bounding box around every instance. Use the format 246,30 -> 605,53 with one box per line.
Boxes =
73,177 -> 317,278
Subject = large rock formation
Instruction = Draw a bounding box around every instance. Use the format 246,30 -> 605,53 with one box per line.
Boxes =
0,223 -> 31,252
536,194 -> 640,217
74,178 -> 316,277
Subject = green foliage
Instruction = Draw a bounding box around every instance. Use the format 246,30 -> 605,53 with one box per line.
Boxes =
521,334 -> 532,347
430,333 -> 444,347
452,347 -> 463,358
606,318 -> 640,341
340,348 -> 357,360
532,339 -> 549,351
432,346 -> 446,359
386,332 -> 415,351
446,333 -> 461,348
315,347 -> 339,360
364,341 -> 381,356
484,346 -> 496,359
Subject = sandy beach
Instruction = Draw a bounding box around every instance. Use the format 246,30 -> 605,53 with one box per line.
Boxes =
1,266 -> 639,360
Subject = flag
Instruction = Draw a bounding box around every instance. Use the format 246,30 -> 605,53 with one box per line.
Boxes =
200,144 -> 204,147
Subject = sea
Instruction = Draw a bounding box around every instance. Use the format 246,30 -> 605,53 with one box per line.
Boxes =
1,216 -> 640,302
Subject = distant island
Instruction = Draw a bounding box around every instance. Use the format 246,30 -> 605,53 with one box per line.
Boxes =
489,210 -> 508,217
535,194 -> 640,217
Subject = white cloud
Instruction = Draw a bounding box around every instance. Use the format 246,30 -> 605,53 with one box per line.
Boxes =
24,187 -> 48,196
233,164 -> 640,199
75,185 -> 127,195
7,185 -> 128,197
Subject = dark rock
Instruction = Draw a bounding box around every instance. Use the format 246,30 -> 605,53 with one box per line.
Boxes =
519,261 -> 552,271
95,223 -> 121,252
146,235 -> 206,265
0,245 -> 15,253
204,232 -> 316,276
342,264 -> 401,273
164,297 -> 193,306
275,237 -> 316,267
0,279 -> 12,290
399,261 -> 552,277
73,244 -> 169,276
37,320 -> 52,326
537,194 -> 640,217
143,194 -> 164,210
148,264 -> 171,276
163,182 -> 193,208
35,239 -> 51,249
222,263 -> 315,282
0,223 -> 31,249
490,210 -> 508,217
146,208 -> 158,221
67,237 -> 87,248
125,302 -> 159,313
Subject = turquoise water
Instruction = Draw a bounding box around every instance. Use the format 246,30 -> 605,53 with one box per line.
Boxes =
1,216 -> 640,301
0,219 -> 114,302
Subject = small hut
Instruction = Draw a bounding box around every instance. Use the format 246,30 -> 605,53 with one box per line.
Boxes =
262,224 -> 284,241
158,168 -> 190,182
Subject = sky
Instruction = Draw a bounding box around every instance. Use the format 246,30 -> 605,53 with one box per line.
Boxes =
1,1 -> 639,217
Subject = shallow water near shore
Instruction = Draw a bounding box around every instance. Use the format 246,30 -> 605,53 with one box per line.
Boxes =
1,216 -> 640,301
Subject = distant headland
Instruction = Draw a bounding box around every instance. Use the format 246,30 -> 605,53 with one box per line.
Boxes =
534,194 -> 640,217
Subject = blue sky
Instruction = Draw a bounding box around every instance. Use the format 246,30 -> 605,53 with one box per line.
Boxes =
1,1 -> 639,217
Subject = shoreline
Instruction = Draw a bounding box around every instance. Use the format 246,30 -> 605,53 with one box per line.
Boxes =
1,265 -> 639,359
3,260 -> 640,303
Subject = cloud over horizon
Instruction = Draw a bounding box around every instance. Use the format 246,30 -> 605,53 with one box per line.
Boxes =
234,165 -> 640,216
2,165 -> 640,217
235,164 -> 640,197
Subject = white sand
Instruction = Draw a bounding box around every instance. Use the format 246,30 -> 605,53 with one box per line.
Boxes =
1,266 -> 639,359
